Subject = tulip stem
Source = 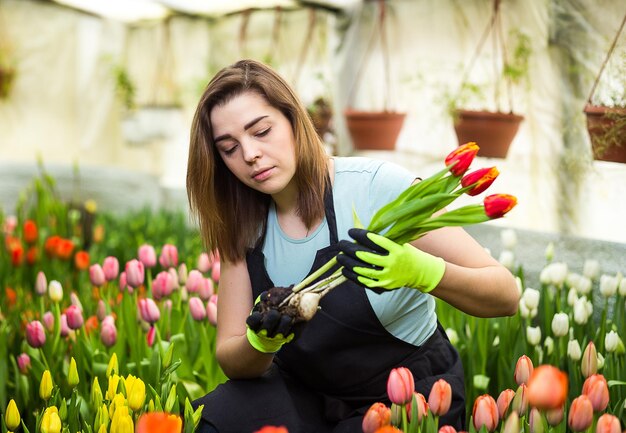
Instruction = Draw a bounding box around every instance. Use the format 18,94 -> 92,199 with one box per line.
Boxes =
401,406 -> 408,432
39,347 -> 50,371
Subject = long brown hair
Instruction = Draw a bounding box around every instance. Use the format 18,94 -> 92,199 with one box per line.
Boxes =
187,59 -> 328,263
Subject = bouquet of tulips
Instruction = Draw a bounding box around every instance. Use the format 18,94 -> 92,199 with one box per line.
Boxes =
255,142 -> 517,322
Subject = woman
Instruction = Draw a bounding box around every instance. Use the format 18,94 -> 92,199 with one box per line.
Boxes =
188,59 -> 519,433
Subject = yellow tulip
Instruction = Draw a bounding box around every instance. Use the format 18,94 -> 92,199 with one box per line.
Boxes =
94,403 -> 109,432
40,406 -> 62,433
106,353 -> 119,377
5,399 -> 21,431
39,370 -> 53,400
110,406 -> 134,433
106,375 -> 120,401
92,376 -> 103,408
68,357 -> 79,388
97,425 -> 107,433
125,374 -> 146,411
109,393 -> 127,419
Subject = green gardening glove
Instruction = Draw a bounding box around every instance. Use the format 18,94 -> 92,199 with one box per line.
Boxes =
337,228 -> 446,293
245,291 -> 295,354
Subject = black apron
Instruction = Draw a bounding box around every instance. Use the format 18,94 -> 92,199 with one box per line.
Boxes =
193,184 -> 466,433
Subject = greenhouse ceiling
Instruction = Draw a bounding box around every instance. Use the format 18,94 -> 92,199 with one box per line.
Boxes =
49,0 -> 360,22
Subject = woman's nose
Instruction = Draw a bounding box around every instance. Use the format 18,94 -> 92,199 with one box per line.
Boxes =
241,139 -> 262,162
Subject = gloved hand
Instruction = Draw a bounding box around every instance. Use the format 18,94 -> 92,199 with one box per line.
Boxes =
337,228 -> 446,293
245,291 -> 295,354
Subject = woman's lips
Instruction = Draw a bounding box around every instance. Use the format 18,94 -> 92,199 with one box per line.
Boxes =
252,167 -> 273,181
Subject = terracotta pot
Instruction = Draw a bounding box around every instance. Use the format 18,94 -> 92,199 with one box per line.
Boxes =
583,104 -> 626,163
453,109 -> 524,158
344,109 -> 406,151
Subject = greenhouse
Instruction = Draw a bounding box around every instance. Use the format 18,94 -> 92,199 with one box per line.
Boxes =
1,0 -> 625,432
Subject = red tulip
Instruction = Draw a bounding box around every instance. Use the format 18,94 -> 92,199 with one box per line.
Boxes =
527,365 -> 568,410
362,402 -> 391,433
146,325 -> 156,347
57,238 -> 74,260
567,395 -> 593,432
595,414 -> 621,433
138,244 -> 157,268
102,256 -> 119,281
26,320 -> 46,348
74,250 -> 90,270
514,355 -> 534,386
428,379 -> 452,416
125,259 -> 145,288
44,235 -> 61,257
581,374 -> 609,412
445,142 -> 480,176
461,167 -> 499,196
496,389 -> 515,419
159,244 -> 179,268
484,194 -> 517,219
26,246 -> 38,265
136,412 -> 183,433
23,219 -> 38,244
65,305 -> 84,330
581,341 -> 598,378
387,367 -> 415,405
472,394 -> 499,432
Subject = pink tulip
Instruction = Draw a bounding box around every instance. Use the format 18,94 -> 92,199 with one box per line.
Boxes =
545,406 -> 564,426
581,341 -> 598,378
387,367 -> 415,405
42,311 -> 54,331
511,384 -> 528,415
596,414 -> 621,433
472,395 -> 499,432
428,379 -> 452,416
185,270 -> 204,293
100,315 -> 117,347
189,297 -> 207,321
102,256 -> 119,281
211,260 -> 221,283
528,408 -> 542,433
567,395 -> 593,432
60,314 -> 71,337
159,244 -> 178,268
147,325 -> 156,347
501,412 -> 519,433
119,271 -> 128,292
26,320 -> 46,348
17,353 -> 31,374
197,252 -> 212,273
152,271 -> 176,300
407,392 -> 429,424
125,259 -> 145,288
89,264 -> 106,287
35,271 -> 47,296
163,299 -> 173,314
65,305 -> 84,330
198,278 -> 214,301
514,355 -> 533,385
96,299 -> 107,321
581,374 -> 609,412
138,244 -> 157,268
362,402 -> 391,433
439,426 -> 457,433
207,295 -> 218,326
527,365 -> 569,410
138,298 -> 160,324
177,263 -> 188,285
496,389 -> 515,419
70,292 -> 83,311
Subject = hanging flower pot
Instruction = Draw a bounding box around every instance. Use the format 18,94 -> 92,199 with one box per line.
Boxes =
344,109 -> 406,151
453,110 -> 524,158
583,104 -> 626,163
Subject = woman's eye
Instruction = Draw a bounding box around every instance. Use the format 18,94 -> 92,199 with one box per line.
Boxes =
224,146 -> 237,155
255,127 -> 271,138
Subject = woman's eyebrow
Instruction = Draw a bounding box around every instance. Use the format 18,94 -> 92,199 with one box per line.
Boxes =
214,115 -> 268,143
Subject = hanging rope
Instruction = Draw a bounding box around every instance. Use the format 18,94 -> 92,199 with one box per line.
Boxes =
585,11 -> 626,106
239,9 -> 252,58
292,8 -> 317,87
265,6 -> 282,66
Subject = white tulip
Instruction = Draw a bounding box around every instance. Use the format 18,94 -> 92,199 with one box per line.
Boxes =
446,328 -> 459,346
566,272 -> 580,289
540,263 -> 568,287
498,250 -> 515,270
544,336 -> 554,355
599,274 -> 619,298
544,242 -> 554,262
585,298 -> 594,317
567,288 -> 579,307
577,276 -> 592,295
568,339 -> 582,361
522,288 -> 540,310
605,330 -> 619,353
551,312 -> 569,337
48,280 -> 63,303
515,277 -> 523,297
527,326 -> 542,346
573,297 -> 589,325
583,259 -> 600,280
500,229 -> 518,250
493,335 -> 500,347
597,352 -> 605,370
619,277 -> 626,296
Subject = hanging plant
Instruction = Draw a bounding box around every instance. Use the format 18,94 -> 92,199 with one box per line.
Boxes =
0,11 -> 17,100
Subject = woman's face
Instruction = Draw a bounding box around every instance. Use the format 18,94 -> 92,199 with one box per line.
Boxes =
211,91 -> 298,199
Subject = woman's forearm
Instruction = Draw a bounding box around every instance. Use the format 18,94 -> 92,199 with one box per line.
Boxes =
216,334 -> 275,379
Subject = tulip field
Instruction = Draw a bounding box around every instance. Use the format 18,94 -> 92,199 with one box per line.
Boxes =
1,165 -> 626,433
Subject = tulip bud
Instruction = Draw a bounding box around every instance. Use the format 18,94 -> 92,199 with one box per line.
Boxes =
138,244 -> 157,268
36,271 -> 47,295
445,142 -> 479,176
461,166 -> 499,196
551,312 -> 569,337
211,260 -> 221,283
595,413 -> 621,433
68,357 -> 79,387
599,274 -> 618,297
207,294 -> 218,326
41,406 -> 62,433
605,330 -> 619,353
390,403 -> 403,426
125,374 -> 146,411
496,389 -> 515,419
94,403 -> 109,433
164,383 -> 178,413
526,408 -> 543,433
125,259 -> 145,288
153,271 -> 176,300
185,270 -> 203,293
387,367 -> 415,405
138,298 -> 160,324
445,328 -> 459,345
545,405 -> 564,426
522,288 -> 540,310
439,426 -> 457,433
106,353 -> 119,377
147,325 -> 156,347
65,305 -> 84,330
544,242 -> 554,261
119,271 -> 128,292
102,256 -> 119,281
514,355 -> 533,386
582,374 -> 609,412
178,263 -> 188,285
428,379 -> 452,416
581,341 -> 598,378
163,342 -> 175,369
106,374 -> 120,400
159,244 -> 179,268
5,399 -> 21,431
527,365 -> 569,410
101,315 -> 117,347
484,194 -> 517,219
526,326 -> 541,346
58,398 -> 68,422
48,280 -> 63,302
362,402 -> 391,433
40,369 -> 53,400
59,314 -> 71,337
89,264 -> 106,287
501,411 -> 519,433
92,376 -> 103,408
568,339 -> 582,361
17,352 -> 31,374
511,384 -> 528,415
96,299 -> 107,321
544,336 -> 554,355
406,392 -> 429,424
498,250 -> 515,270
197,252 -> 211,273
198,277 -> 214,301
26,320 -> 46,348
472,394 -> 499,432
568,395 -> 593,432
189,297 -> 207,321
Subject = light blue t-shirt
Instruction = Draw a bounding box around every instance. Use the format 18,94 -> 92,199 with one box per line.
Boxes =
262,157 -> 437,346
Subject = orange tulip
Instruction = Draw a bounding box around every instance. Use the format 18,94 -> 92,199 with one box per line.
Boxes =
595,414 -> 621,433
496,389 -> 515,419
514,355 -> 534,386
472,394 -> 499,432
362,402 -> 391,433
461,167 -> 499,196
407,392 -> 429,424
374,427 -> 403,433
5,287 -> 17,308
581,341 -> 598,378
254,427 -> 289,433
136,412 -> 182,433
567,395 -> 593,432
445,142 -> 480,176
26,246 -> 38,265
428,379 -> 452,416
74,250 -> 90,270
57,238 -> 75,260
44,235 -> 61,257
23,219 -> 38,244
526,365 -> 568,410
581,374 -> 609,412
511,384 -> 528,415
387,367 -> 415,405
483,194 -> 517,219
